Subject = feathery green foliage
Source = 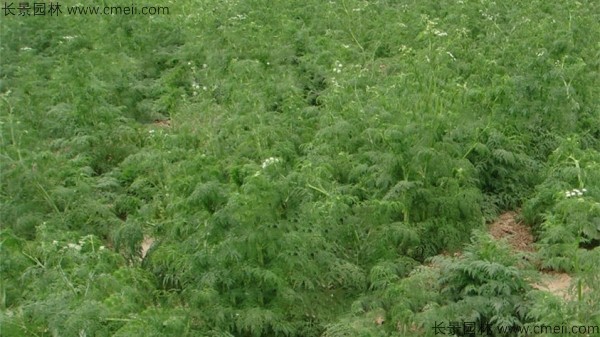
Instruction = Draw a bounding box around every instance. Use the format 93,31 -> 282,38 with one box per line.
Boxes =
1,0 -> 599,335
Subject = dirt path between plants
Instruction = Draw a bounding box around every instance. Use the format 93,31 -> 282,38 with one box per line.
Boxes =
487,211 -> 572,300
488,211 -> 535,252
141,236 -> 155,259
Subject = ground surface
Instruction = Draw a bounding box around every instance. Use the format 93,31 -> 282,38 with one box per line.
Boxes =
487,211 -> 572,300
141,236 -> 155,259
488,211 -> 535,252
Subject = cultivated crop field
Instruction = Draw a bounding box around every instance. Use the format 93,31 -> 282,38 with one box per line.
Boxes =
1,1 -> 599,336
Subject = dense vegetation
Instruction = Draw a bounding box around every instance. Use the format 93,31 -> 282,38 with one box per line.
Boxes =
1,0 -> 599,336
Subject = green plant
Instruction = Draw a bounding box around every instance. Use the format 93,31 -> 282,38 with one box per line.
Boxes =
2,0 -> 599,335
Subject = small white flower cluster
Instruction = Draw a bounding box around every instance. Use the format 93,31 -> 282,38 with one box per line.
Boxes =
446,51 -> 456,61
58,235 -> 105,253
261,157 -> 280,169
433,29 -> 447,37
456,27 -> 469,38
67,243 -> 82,251
423,17 -> 447,37
399,44 -> 413,55
192,81 -> 201,96
229,14 -> 246,21
66,236 -> 91,251
333,61 -> 343,74
187,62 -> 208,96
330,77 -> 340,88
565,188 -> 587,198
479,10 -> 496,21
20,47 -> 33,51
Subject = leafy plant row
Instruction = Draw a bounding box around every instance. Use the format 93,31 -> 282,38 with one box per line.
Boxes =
1,0 -> 599,336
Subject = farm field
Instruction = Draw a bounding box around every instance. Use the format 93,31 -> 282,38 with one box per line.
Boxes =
1,1 -> 599,336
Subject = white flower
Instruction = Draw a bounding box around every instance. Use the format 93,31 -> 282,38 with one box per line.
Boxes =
565,188 -> 588,198
20,47 -> 33,51
433,29 -> 447,37
99,246 -> 105,251
261,157 -> 280,169
333,61 -> 343,74
67,243 -> 82,251
229,14 -> 246,21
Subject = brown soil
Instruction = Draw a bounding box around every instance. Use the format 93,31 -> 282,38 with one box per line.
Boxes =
489,211 -> 574,300
153,119 -> 171,127
488,211 -> 535,252
531,271 -> 573,300
141,236 -> 155,259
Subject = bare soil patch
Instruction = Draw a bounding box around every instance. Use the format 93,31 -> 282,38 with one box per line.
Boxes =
488,211 -> 575,300
531,271 -> 573,300
153,119 -> 171,127
488,211 -> 535,252
141,236 -> 155,259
